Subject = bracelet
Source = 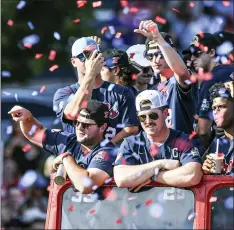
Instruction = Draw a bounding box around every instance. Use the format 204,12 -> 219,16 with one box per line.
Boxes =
61,153 -> 71,163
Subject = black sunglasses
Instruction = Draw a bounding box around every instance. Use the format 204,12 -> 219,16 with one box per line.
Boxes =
192,51 -> 203,58
138,112 -> 159,122
145,51 -> 164,61
73,120 -> 97,129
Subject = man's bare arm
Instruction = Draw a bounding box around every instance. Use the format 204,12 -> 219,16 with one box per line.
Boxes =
156,162 -> 203,187
197,118 -> 213,148
8,106 -> 46,148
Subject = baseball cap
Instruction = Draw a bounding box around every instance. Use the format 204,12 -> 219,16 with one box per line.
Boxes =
213,30 -> 234,46
79,100 -> 109,125
72,37 -> 99,57
182,33 -> 221,55
135,90 -> 168,112
126,44 -> 150,67
145,32 -> 175,53
103,49 -> 140,73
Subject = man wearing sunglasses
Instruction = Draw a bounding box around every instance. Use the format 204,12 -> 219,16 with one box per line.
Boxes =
126,44 -> 154,96
183,33 -> 234,148
53,37 -> 139,145
133,20 -> 196,135
114,90 -> 203,191
8,100 -> 118,194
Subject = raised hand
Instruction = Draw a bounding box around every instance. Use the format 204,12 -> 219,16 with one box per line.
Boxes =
8,106 -> 32,122
85,50 -> 105,79
134,20 -> 161,40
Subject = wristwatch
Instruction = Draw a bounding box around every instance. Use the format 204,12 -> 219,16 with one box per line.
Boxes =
61,153 -> 71,163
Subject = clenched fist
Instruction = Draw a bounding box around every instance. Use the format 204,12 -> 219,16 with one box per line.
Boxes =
8,106 -> 32,122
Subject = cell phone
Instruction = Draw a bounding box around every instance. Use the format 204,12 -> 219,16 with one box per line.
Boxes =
83,50 -> 101,60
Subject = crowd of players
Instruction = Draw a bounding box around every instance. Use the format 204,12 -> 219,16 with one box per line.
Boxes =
9,20 -> 234,194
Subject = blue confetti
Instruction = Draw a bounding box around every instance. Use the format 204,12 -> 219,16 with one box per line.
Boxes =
54,32 -> 61,40
1,70 -> 11,77
27,21 -> 35,30
16,0 -> 26,10
22,34 -> 40,46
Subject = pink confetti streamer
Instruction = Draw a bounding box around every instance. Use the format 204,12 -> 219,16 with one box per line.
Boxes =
7,19 -> 14,26
155,16 -> 167,25
189,2 -> 195,8
22,144 -> 31,152
129,7 -> 139,13
92,1 -> 102,8
49,65 -> 59,72
40,85 -> 46,93
115,32 -> 122,38
49,50 -> 56,61
172,8 -> 180,13
73,19 -> 80,23
120,0 -> 128,8
35,53 -> 43,59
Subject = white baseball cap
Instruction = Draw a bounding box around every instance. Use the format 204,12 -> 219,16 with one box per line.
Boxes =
126,44 -> 150,67
135,90 -> 168,112
71,37 -> 99,57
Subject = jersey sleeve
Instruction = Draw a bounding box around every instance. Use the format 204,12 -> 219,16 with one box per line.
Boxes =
114,138 -> 139,166
42,129 -> 74,156
179,146 -> 202,166
88,149 -> 117,176
53,86 -> 75,122
119,88 -> 140,127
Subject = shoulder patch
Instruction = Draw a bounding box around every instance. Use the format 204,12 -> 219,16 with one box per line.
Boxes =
94,151 -> 109,161
191,147 -> 199,156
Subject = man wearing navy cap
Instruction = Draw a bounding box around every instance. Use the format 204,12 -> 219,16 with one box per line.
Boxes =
53,37 -> 139,145
114,90 -> 202,191
183,33 -> 234,148
8,100 -> 117,194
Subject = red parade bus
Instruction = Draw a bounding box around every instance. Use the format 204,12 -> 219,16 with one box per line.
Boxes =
45,173 -> 233,229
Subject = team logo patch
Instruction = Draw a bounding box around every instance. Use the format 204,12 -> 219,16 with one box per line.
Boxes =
229,72 -> 234,80
201,99 -> 210,111
94,151 -> 109,161
129,53 -> 135,59
191,147 -> 199,156
112,57 -> 120,64
103,102 -> 119,119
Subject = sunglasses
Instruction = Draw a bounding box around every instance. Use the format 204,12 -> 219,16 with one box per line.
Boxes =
145,51 -> 164,61
138,112 -> 159,122
73,120 -> 97,129
192,51 -> 204,58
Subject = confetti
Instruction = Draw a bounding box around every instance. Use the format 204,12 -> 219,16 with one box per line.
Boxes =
128,196 -> 137,201
32,91 -> 38,96
155,16 -> 167,24
83,176 -> 93,187
131,74 -> 137,80
28,125 -> 38,136
129,7 -> 139,13
53,32 -> 61,40
222,1 -> 230,7
189,2 -> 195,8
120,0 -> 128,8
92,185 -> 98,190
28,21 -> 35,30
132,210 -> 137,216
102,187 -> 117,200
68,205 -> 74,212
3,91 -> 11,96
53,118 -> 60,125
7,19 -> 14,26
116,123 -> 125,128
188,212 -> 197,220
1,70 -> 11,77
49,65 -> 59,72
224,196 -> 233,209
109,26 -> 115,35
77,0 -> 87,8
154,168 -> 159,176
15,94 -> 18,102
209,196 -> 217,203
73,18 -> 80,23
100,138 -> 109,147
16,1 -> 26,10
190,74 -> 197,83
6,125 -> 13,135
35,53 -> 43,59
120,204 -> 128,216
184,79 -> 192,85
115,32 -> 122,38
149,203 -> 163,218
49,50 -> 56,61
145,199 -> 153,206
22,144 -> 31,152
172,8 -> 180,13
89,209 -> 96,214
116,219 -> 122,224
104,177 -> 112,184
123,6 -> 129,14
22,34 -> 40,46
92,1 -> 102,8
24,43 -> 32,49
189,131 -> 197,140
40,85 -> 46,93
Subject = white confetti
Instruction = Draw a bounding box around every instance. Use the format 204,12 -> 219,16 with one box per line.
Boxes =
28,125 -> 38,136
6,125 -> 13,135
22,34 -> 40,46
83,176 -> 93,187
209,196 -> 217,203
188,212 -> 197,220
104,177 -> 112,184
15,94 -> 18,102
92,185 -> 98,190
100,138 -> 110,147
123,6 -> 129,14
3,91 -> 11,96
54,32 -> 61,40
217,41 -> 233,55
116,123 -> 125,128
184,79 -> 192,85
27,21 -> 35,30
224,196 -> 233,209
154,167 -> 159,176
32,91 -> 38,96
16,0 -> 26,10
53,118 -> 60,125
149,203 -> 164,218
107,84 -> 115,91
2,70 -> 11,77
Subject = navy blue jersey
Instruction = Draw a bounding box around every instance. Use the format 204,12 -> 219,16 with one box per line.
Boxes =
53,81 -> 140,138
42,129 -> 117,176
151,76 -> 197,134
198,65 -> 234,120
206,136 -> 234,174
114,129 -> 202,166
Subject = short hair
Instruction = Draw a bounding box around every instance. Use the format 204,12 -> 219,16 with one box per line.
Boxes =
209,82 -> 232,102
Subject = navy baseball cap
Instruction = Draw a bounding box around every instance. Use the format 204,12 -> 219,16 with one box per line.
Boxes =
103,49 -> 141,73
79,100 -> 109,125
182,33 -> 221,55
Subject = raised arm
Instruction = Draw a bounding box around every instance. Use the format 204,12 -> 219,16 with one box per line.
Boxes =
156,162 -> 203,187
63,51 -> 105,120
134,20 -> 190,88
8,106 -> 46,148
